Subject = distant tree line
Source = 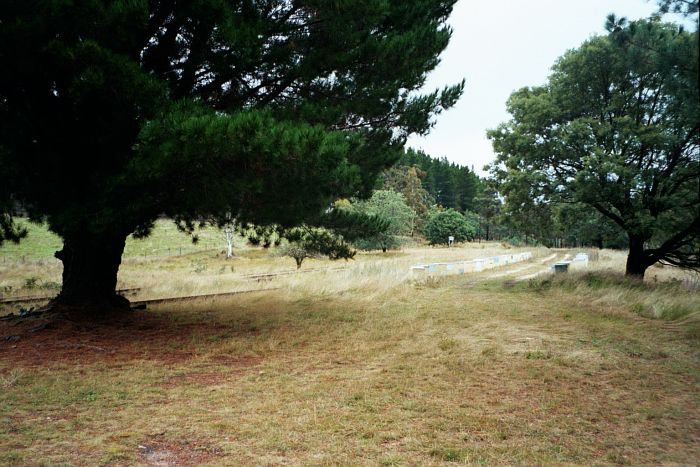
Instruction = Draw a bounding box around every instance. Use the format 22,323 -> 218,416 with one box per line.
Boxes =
397,149 -> 481,212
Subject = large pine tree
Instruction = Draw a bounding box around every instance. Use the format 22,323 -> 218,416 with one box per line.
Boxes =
0,1 -> 462,314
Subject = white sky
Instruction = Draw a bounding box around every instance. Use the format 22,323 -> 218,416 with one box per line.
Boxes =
406,0 -> 664,174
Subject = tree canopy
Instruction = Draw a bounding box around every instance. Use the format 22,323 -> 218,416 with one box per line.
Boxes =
489,17 -> 699,278
0,0 -> 462,312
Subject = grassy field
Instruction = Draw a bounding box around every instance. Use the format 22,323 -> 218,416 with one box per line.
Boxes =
0,221 -> 699,465
0,219 -> 545,302
0,219 -> 228,262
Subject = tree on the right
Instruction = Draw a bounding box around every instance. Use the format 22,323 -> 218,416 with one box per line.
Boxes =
489,17 -> 698,279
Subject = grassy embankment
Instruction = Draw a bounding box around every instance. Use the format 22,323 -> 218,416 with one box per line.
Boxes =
0,220 -> 698,465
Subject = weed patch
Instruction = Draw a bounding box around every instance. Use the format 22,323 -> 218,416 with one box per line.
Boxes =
525,350 -> 551,360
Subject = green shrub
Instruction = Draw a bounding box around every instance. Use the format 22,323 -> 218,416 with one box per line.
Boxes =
423,209 -> 476,245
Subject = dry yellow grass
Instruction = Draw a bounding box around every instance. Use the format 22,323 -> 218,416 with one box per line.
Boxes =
1,230 -> 698,465
1,227 -> 545,303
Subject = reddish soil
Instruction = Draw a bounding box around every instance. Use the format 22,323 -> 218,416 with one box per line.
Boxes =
0,311 -> 260,367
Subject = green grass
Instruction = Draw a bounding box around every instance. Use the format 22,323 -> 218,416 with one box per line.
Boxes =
0,220 -> 62,261
0,218 -> 234,261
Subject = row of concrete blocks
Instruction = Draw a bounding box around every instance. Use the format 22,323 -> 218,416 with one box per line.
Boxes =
411,252 -> 533,276
552,253 -> 589,273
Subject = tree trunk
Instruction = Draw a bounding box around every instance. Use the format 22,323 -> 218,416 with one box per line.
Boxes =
224,227 -> 234,258
52,232 -> 130,314
595,234 -> 604,250
625,235 -> 651,279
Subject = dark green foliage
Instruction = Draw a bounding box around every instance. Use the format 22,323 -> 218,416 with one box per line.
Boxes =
242,224 -> 281,249
242,207 -> 389,253
128,106 -> 364,228
399,149 -> 480,212
281,227 -> 355,269
0,212 -> 26,245
657,0 -> 699,17
0,1 -> 462,308
488,174 -> 554,246
552,204 -> 627,249
472,185 -> 503,241
317,209 -> 390,244
286,207 -> 389,264
244,208 -> 387,264
424,209 -> 476,245
489,18 -> 699,277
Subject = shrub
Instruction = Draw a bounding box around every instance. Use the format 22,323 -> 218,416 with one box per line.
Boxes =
423,209 -> 476,245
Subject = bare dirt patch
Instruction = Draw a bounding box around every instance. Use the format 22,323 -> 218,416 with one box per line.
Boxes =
138,440 -> 223,466
0,311 -> 243,366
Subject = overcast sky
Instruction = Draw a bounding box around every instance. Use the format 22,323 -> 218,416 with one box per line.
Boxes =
406,0 -> 665,174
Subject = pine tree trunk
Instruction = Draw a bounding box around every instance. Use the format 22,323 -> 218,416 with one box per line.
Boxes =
52,232 -> 130,314
625,235 -> 650,279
